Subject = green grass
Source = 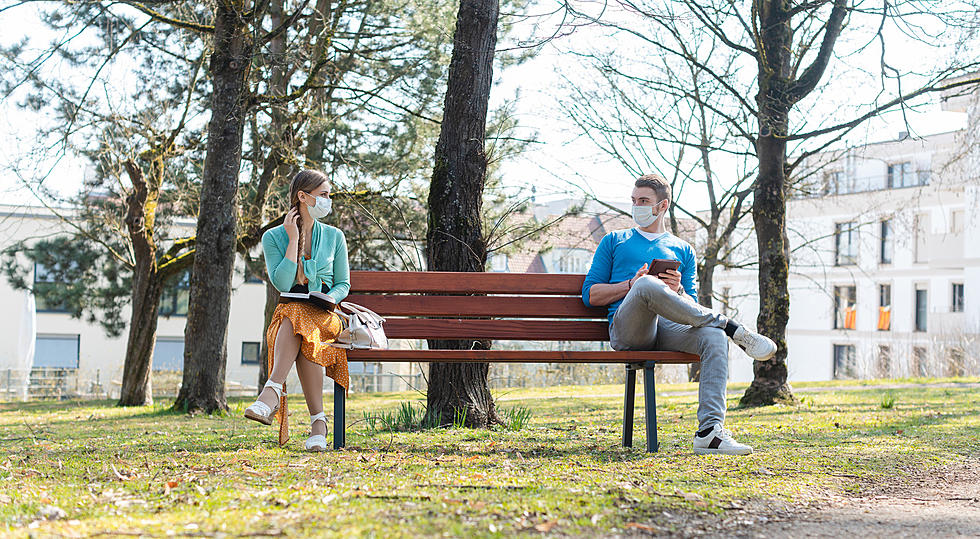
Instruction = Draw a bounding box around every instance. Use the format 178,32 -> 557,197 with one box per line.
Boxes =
1,377 -> 978,537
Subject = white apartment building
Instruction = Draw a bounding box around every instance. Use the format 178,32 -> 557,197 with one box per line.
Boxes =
717,83 -> 980,383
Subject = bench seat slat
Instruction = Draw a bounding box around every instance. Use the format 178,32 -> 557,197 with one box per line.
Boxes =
347,349 -> 700,364
350,271 -> 586,295
382,319 -> 610,341
344,294 -> 607,318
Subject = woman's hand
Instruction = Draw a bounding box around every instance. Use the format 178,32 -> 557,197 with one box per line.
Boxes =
284,207 -> 300,242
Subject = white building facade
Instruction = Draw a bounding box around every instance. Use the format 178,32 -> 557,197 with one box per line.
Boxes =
718,84 -> 980,383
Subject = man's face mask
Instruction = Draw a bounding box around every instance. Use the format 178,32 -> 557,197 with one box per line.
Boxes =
632,202 -> 661,228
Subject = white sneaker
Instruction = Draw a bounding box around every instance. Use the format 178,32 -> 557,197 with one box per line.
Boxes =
305,412 -> 328,452
732,326 -> 776,361
693,425 -> 753,456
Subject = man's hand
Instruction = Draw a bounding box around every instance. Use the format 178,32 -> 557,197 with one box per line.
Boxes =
658,268 -> 682,293
629,263 -> 650,288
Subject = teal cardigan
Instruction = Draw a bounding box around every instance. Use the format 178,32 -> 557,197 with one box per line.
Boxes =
262,221 -> 351,303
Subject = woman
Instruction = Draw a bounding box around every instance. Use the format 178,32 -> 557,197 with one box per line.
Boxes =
245,169 -> 350,451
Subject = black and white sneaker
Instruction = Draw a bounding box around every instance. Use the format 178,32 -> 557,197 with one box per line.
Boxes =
693,424 -> 753,455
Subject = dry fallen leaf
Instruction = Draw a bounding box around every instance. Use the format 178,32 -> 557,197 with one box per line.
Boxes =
626,522 -> 656,532
533,520 -> 557,532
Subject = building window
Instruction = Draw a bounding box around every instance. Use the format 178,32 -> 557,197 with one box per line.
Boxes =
833,286 -> 857,330
878,284 -> 891,331
34,334 -> 80,369
159,271 -> 190,317
951,210 -> 964,234
488,253 -> 509,272
880,220 -> 893,264
951,283 -> 964,313
834,222 -> 858,266
825,171 -> 846,194
912,347 -> 928,378
914,214 -> 929,263
833,344 -> 857,379
914,287 -> 928,332
551,248 -> 592,274
242,341 -> 261,365
887,162 -> 915,188
152,337 -> 185,372
33,262 -> 71,313
876,345 -> 891,378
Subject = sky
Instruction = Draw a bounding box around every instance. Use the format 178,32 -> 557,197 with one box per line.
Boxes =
0,2 -> 973,214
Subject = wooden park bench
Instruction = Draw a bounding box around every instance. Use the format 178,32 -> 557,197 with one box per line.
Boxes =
326,271 -> 700,453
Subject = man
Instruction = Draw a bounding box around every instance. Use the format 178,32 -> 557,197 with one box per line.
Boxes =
582,174 -> 776,455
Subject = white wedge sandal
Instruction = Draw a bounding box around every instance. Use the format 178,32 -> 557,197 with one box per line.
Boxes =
244,380 -> 285,425
305,412 -> 328,452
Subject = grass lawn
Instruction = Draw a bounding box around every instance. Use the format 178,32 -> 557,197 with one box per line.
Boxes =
2,378 -> 979,537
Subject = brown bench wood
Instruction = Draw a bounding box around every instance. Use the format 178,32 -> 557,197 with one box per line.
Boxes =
328,271 -> 701,452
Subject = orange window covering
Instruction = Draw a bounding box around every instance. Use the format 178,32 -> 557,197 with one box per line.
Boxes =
877,306 -> 891,331
843,306 -> 857,330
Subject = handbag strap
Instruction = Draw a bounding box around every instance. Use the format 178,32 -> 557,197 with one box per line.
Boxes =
339,301 -> 386,323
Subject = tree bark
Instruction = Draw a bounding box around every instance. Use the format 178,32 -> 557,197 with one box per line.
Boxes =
175,2 -> 253,414
257,278 -> 279,390
424,0 -> 500,428
741,1 -> 796,407
118,160 -> 161,406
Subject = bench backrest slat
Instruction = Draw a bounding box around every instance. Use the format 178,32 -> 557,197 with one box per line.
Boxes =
344,294 -> 607,319
384,319 -> 609,341
349,271 -> 585,295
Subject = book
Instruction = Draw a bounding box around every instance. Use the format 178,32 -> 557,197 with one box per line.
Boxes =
280,284 -> 337,312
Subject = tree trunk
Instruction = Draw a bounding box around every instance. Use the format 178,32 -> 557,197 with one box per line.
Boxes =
740,3 -> 796,406
424,0 -> 500,428
175,3 -> 253,414
688,256 -> 718,382
257,278 -> 279,390
118,263 -> 164,406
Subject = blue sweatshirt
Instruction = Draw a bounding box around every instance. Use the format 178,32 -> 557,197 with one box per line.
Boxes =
262,221 -> 351,303
582,229 -> 698,321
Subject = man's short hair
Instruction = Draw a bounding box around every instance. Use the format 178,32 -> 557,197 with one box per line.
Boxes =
635,174 -> 671,203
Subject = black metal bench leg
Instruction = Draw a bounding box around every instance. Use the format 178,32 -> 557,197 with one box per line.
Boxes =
334,381 -> 346,449
623,365 -> 636,447
643,362 -> 659,453
623,366 -> 636,448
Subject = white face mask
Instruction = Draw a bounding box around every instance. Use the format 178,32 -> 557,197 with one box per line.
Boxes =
306,195 -> 332,220
632,204 -> 659,228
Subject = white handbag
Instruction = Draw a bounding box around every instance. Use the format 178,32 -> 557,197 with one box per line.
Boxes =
331,302 -> 389,350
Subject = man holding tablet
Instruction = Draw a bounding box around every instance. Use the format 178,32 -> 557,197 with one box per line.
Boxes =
582,174 -> 776,455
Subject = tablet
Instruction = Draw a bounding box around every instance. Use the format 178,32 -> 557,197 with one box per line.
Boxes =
649,258 -> 681,276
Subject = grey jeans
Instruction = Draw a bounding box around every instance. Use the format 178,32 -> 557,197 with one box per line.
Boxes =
609,275 -> 730,431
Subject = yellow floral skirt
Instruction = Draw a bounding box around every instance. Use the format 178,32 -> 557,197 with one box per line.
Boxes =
266,302 -> 348,445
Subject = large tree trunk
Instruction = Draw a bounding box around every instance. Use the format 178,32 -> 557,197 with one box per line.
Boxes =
257,278 -> 279,390
175,3 -> 253,414
424,0 -> 500,428
740,2 -> 796,406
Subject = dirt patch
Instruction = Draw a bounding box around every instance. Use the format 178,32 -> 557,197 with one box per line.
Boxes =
728,458 -> 980,538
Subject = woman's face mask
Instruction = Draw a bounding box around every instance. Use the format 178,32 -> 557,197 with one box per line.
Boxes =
304,192 -> 332,220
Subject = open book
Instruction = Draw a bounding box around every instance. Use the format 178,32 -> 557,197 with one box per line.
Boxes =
280,284 -> 336,312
